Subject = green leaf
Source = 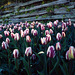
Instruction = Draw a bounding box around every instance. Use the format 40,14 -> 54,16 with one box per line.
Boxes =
37,71 -> 44,75
49,57 -> 59,74
21,57 -> 30,75
59,64 -> 66,75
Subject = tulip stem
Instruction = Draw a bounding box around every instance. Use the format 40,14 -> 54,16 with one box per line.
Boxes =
44,46 -> 47,75
7,49 -> 10,75
28,56 -> 31,75
15,59 -> 19,75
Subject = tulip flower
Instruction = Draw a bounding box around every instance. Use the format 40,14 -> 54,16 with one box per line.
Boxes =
6,38 -> 10,44
33,30 -> 38,36
11,32 -> 15,38
45,30 -> 50,35
32,54 -> 36,61
25,47 -> 32,56
46,34 -> 51,42
13,49 -> 19,58
47,46 -> 55,58
56,42 -> 61,50
4,31 -> 10,37
18,27 -> 22,31
56,33 -> 62,41
62,32 -> 66,37
41,37 -> 47,45
47,22 -> 52,28
26,35 -> 31,42
20,30 -> 24,38
66,46 -> 75,60
0,34 -> 3,39
14,33 -> 20,41
41,25 -> 45,31
57,25 -> 61,29
54,20 -> 58,26
50,29 -> 53,34
31,29 -> 34,34
24,28 -> 29,36
2,41 -> 9,49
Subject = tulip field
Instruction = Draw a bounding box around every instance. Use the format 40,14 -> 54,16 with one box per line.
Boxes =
0,19 -> 75,75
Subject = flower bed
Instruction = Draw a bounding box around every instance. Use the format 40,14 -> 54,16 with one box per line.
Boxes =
0,19 -> 75,75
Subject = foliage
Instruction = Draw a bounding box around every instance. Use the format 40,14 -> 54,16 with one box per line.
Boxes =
0,16 -> 75,75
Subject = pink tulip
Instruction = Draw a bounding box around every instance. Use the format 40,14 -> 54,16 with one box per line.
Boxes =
6,38 -> 10,44
0,34 -> 3,39
56,33 -> 62,41
26,35 -> 31,42
31,29 -> 34,34
33,30 -> 38,36
25,47 -> 32,56
46,34 -> 51,42
11,32 -> 15,38
24,28 -> 29,36
47,46 -> 55,58
54,20 -> 58,26
41,25 -> 45,31
62,32 -> 66,37
13,49 -> 19,58
20,30 -> 24,38
4,31 -> 10,37
45,30 -> 50,35
56,42 -> 61,51
2,41 -> 9,49
41,37 -> 47,45
14,33 -> 20,41
47,22 -> 52,28
50,29 -> 53,34
57,25 -> 61,29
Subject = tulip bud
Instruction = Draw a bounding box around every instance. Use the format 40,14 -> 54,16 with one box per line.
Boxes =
4,31 -> 9,37
0,34 -> 3,39
13,49 -> 19,58
46,34 -> 51,42
50,29 -> 53,34
20,30 -> 24,38
41,37 -> 47,45
32,54 -> 36,61
24,28 -> 29,36
66,46 -> 75,60
41,25 -> 45,31
54,20 -> 58,26
26,35 -> 31,42
57,25 -> 61,29
45,30 -> 50,35
25,47 -> 32,56
6,38 -> 10,44
56,33 -> 62,41
47,22 -> 52,28
33,30 -> 38,36
11,32 -> 15,38
2,41 -> 9,49
18,27 -> 22,31
66,50 -> 70,60
68,19 -> 71,26
62,32 -> 66,37
73,23 -> 75,27
31,29 -> 34,34
14,33 -> 20,41
47,46 -> 55,58
56,42 -> 61,50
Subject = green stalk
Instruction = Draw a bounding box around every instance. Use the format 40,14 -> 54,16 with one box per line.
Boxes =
7,49 -> 10,75
15,59 -> 19,75
28,56 -> 31,75
44,46 -> 47,75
